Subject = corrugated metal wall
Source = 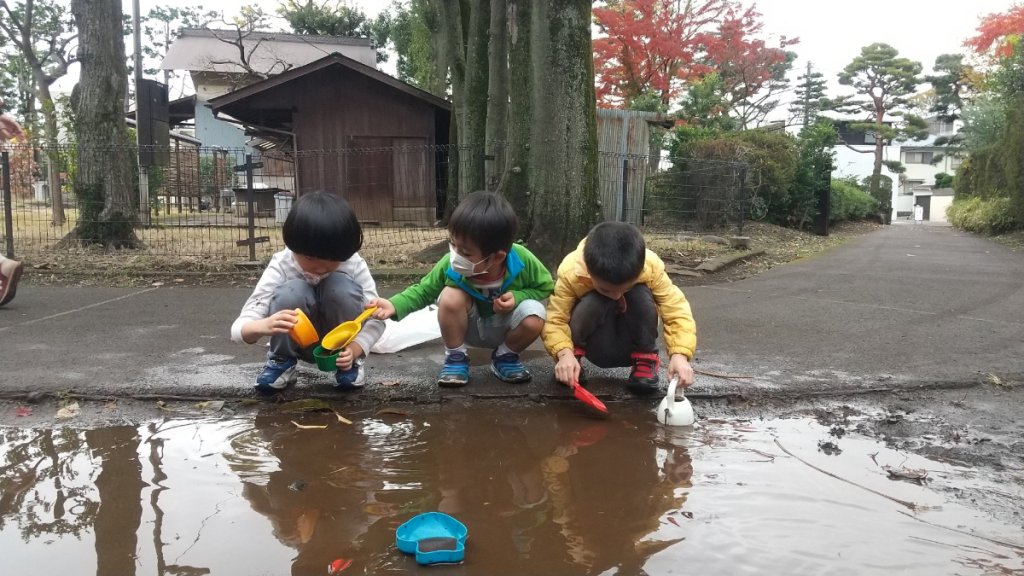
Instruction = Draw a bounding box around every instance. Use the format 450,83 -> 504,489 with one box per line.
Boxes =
596,109 -> 664,226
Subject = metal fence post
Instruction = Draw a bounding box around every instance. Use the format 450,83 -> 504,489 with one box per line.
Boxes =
2,152 -> 13,258
621,158 -> 628,222
245,154 -> 256,262
737,165 -> 748,237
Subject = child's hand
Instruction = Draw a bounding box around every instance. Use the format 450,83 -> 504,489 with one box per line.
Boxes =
367,298 -> 396,320
242,309 -> 297,344
493,292 -> 515,313
668,354 -> 694,387
554,349 -> 581,386
264,309 -> 298,336
336,343 -> 362,370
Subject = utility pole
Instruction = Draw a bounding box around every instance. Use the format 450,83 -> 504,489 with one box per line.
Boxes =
803,61 -> 811,129
133,0 -> 150,225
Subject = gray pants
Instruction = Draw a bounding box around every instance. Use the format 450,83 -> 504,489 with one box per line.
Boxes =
465,299 -> 547,349
268,272 -> 363,362
569,284 -> 658,368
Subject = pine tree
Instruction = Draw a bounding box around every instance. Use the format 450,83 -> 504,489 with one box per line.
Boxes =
789,61 -> 827,128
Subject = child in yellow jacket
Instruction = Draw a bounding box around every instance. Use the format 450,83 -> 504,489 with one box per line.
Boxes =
542,222 -> 696,393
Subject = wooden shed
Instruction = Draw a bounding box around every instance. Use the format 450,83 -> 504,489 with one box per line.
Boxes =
596,109 -> 674,225
208,52 -> 451,225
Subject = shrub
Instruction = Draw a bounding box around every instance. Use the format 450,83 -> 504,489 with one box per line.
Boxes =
934,172 -> 954,189
688,130 -> 799,224
789,121 -> 838,229
830,179 -> 878,222
947,196 -> 1019,234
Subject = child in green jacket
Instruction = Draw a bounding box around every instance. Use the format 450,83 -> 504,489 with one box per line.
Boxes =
367,191 -> 553,387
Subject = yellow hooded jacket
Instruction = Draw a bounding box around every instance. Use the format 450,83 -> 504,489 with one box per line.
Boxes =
542,239 -> 697,360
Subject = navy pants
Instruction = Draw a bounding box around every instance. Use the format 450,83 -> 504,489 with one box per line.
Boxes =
569,284 -> 658,368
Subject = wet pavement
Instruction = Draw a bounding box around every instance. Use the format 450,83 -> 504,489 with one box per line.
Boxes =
1,222 -> 1022,403
1,402 -> 1021,576
3,223 -> 1024,575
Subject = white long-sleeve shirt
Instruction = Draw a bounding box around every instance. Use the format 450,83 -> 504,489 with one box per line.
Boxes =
230,248 -> 385,354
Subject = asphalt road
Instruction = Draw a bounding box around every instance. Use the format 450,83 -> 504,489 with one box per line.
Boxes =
2,221 -> 1021,403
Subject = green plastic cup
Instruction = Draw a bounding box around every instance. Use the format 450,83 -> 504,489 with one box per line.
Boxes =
313,345 -> 339,372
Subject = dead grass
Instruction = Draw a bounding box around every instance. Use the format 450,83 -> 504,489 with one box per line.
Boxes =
8,202 -> 447,285
990,230 -> 1024,251
646,220 -> 883,286
12,202 -> 881,288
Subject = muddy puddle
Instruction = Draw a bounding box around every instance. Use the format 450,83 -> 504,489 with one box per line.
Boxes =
2,403 -> 1022,575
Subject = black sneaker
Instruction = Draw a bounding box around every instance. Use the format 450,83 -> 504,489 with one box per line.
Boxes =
627,352 -> 660,394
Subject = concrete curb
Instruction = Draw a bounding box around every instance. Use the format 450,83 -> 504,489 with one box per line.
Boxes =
695,248 -> 765,273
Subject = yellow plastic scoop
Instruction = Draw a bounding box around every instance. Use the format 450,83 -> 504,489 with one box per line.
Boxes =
321,307 -> 377,351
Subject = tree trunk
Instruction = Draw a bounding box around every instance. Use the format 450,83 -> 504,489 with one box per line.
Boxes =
485,0 -> 508,190
67,0 -> 139,248
525,0 -> 600,266
463,0 -> 490,194
87,426 -> 143,576
35,80 -> 66,226
503,0 -> 532,224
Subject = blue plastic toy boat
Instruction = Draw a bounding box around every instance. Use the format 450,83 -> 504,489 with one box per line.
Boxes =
396,512 -> 468,565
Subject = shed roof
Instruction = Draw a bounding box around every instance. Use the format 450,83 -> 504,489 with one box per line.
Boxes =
160,28 -> 377,75
127,94 -> 196,127
208,51 -> 450,125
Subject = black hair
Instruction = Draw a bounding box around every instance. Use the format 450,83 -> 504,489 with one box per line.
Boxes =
448,191 -> 518,255
282,191 -> 363,261
583,221 -> 646,284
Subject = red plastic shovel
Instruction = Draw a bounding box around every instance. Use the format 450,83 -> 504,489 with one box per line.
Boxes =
571,379 -> 608,415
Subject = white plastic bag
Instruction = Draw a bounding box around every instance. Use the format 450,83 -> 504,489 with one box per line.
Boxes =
370,305 -> 442,354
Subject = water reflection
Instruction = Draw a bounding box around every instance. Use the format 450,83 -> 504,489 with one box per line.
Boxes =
0,428 -> 100,543
1,406 -> 1022,576
228,411 -> 430,574
221,408 -> 691,575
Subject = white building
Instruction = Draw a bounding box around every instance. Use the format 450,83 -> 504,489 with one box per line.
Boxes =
830,119 -> 900,209
893,117 -> 961,222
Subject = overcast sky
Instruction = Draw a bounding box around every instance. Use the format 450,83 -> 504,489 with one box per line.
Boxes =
54,0 -> 1015,102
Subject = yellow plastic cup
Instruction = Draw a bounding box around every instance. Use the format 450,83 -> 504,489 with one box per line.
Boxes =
288,308 -> 319,348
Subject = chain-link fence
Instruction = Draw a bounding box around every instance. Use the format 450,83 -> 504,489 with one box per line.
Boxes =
596,152 -> 749,237
1,142 -> 749,267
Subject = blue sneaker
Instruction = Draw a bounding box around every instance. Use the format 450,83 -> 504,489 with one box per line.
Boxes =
491,350 -> 532,384
255,357 -> 298,393
334,363 -> 366,391
438,351 -> 470,387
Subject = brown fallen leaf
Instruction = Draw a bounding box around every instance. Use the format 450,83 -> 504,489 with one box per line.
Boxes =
296,509 -> 320,544
291,420 -> 328,430
883,465 -> 929,483
55,402 -> 80,420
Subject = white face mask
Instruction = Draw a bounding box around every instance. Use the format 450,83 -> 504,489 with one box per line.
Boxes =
449,245 -> 490,277
302,270 -> 329,285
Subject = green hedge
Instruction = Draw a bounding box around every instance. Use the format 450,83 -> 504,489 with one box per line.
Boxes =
830,179 -> 877,222
947,196 -> 1020,234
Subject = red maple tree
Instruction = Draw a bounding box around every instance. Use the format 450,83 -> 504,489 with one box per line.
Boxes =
704,6 -> 797,127
593,0 -> 730,108
965,4 -> 1024,57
